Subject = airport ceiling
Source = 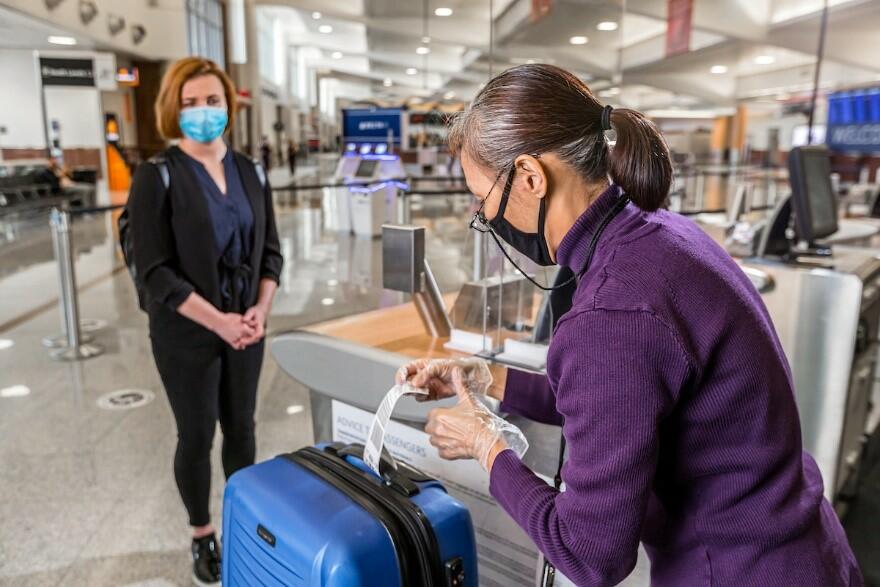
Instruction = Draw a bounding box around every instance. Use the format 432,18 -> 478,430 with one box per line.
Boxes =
0,4 -> 96,51
259,0 -> 880,112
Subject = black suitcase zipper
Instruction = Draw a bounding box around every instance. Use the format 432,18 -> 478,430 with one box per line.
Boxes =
284,447 -> 443,587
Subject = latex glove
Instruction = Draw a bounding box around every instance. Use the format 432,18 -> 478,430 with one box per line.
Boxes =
396,357 -> 493,402
425,369 -> 528,471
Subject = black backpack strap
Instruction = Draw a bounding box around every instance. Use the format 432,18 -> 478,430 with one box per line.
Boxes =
147,154 -> 170,190
251,157 -> 267,189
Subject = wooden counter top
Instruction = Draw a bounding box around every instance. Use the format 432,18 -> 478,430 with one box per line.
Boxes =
305,294 -> 464,359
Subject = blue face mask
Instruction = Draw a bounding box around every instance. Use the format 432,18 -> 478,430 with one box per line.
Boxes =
179,106 -> 228,143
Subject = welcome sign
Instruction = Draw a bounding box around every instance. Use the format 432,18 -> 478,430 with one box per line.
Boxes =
827,88 -> 880,153
342,108 -> 403,145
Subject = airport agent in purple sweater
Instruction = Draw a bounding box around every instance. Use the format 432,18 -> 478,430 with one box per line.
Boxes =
398,64 -> 862,586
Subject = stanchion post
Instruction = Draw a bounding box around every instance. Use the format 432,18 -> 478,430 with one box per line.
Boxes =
48,208 -> 103,361
396,188 -> 411,225
42,211 -> 94,348
473,230 -> 486,282
695,173 -> 706,211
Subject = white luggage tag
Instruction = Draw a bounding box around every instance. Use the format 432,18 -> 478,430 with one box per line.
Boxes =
363,382 -> 428,475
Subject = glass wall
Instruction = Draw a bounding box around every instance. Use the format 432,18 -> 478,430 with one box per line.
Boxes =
186,0 -> 226,67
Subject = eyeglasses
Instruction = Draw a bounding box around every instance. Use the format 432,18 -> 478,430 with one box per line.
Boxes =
468,154 -> 540,233
469,168 -> 509,233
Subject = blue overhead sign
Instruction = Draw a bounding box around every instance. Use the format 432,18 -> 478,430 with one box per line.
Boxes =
827,89 -> 880,153
342,108 -> 402,144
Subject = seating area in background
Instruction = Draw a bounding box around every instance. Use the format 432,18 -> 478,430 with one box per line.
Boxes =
0,161 -> 96,214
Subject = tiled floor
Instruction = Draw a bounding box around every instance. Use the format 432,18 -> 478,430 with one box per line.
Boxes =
0,168 -> 474,586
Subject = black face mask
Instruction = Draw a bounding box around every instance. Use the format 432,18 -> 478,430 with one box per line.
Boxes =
488,166 -> 555,266
470,164 -> 630,292
475,165 -> 554,266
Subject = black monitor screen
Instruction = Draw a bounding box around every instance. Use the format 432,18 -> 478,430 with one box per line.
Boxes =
354,159 -> 378,178
788,146 -> 838,242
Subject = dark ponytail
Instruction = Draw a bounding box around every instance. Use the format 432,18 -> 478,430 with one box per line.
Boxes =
608,108 -> 673,212
448,64 -> 673,212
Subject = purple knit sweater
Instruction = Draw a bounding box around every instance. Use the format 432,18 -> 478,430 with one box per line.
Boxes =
490,185 -> 862,586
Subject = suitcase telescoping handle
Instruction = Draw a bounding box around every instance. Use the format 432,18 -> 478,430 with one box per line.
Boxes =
327,443 -> 425,497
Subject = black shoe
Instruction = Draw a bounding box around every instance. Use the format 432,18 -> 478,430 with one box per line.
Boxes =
191,533 -> 221,586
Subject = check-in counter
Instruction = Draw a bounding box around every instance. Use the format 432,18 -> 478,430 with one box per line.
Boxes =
740,248 -> 880,506
274,243 -> 880,509
271,295 -> 563,479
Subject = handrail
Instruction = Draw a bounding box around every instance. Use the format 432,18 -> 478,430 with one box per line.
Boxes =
272,174 -> 465,193
679,204 -> 774,216
404,188 -> 470,196
68,203 -> 125,216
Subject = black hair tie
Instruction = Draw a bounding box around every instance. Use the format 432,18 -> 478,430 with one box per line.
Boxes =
601,104 -> 614,131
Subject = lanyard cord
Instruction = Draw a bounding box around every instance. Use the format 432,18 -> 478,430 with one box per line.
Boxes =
484,194 -> 630,292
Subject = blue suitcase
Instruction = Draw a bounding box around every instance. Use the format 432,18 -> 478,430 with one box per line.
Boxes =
222,442 -> 478,586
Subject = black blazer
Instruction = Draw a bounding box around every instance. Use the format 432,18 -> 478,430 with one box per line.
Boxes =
128,146 -> 283,327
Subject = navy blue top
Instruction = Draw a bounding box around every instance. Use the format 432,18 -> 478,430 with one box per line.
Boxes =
185,147 -> 255,312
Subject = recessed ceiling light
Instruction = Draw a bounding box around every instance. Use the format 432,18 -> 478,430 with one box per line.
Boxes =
410,97 -> 424,104
331,51 -> 343,59
599,87 -> 620,98
327,279 -> 339,286
421,36 -> 431,44
312,11 -> 322,19
569,36 -> 588,45
0,339 -> 13,350
383,78 -> 393,87
597,21 -> 618,31
321,297 -> 335,306
48,35 -> 77,46
416,46 -> 430,55
754,55 -> 775,65
434,7 -> 453,17
286,404 -> 304,415
444,91 -> 455,100
1,384 -> 30,398
406,67 -> 418,75
776,93 -> 791,101
318,24 -> 333,34
710,65 -> 728,74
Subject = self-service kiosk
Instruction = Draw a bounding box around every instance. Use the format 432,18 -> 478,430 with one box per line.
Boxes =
333,144 -> 407,237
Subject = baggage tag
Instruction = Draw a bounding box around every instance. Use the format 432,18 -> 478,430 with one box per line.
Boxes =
364,383 -> 428,475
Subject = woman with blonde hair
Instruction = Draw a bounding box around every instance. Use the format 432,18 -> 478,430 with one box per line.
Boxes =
126,57 -> 282,585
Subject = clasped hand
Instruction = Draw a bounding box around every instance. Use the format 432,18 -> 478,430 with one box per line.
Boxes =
215,305 -> 266,350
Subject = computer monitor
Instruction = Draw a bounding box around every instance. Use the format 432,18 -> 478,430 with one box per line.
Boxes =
788,145 -> 838,243
354,159 -> 378,178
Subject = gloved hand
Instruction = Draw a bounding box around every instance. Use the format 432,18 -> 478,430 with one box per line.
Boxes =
396,357 -> 492,402
425,369 -> 528,471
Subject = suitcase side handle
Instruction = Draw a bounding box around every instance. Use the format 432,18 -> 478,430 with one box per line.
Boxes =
328,443 -> 422,497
